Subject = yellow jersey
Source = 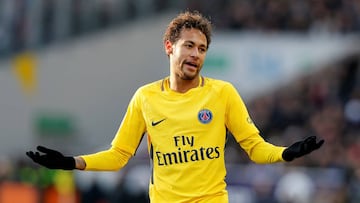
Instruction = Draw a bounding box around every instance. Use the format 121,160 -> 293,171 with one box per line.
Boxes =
82,76 -> 285,203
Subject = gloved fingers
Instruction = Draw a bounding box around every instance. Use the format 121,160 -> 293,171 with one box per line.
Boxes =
36,146 -> 60,155
26,151 -> 42,163
26,151 -> 35,159
304,136 -> 316,143
315,139 -> 325,149
304,136 -> 324,151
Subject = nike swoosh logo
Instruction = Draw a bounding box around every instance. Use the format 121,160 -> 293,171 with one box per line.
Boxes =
151,118 -> 166,126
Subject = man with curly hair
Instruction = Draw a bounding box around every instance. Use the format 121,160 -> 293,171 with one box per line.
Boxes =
27,11 -> 323,203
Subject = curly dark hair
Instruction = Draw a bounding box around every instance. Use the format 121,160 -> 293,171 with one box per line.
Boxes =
163,11 -> 212,50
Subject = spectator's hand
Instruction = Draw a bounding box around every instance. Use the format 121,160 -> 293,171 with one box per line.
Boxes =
282,136 -> 324,161
26,146 -> 75,170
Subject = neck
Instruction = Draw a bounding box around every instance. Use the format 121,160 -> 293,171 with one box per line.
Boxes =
169,75 -> 200,93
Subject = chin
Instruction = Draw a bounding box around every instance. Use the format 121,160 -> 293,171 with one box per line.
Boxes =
182,74 -> 198,80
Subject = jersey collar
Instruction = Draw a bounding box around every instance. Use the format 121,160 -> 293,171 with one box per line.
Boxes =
161,76 -> 205,91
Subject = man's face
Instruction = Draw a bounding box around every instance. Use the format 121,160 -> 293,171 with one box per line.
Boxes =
166,28 -> 208,80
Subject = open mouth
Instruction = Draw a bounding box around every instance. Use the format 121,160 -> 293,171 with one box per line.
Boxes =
184,61 -> 198,69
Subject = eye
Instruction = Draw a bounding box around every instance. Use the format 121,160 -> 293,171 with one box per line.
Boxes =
185,44 -> 193,48
199,47 -> 206,53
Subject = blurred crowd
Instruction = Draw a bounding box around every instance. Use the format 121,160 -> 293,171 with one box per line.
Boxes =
1,0 -> 360,203
186,0 -> 360,33
1,0 -> 360,59
0,0 -> 178,59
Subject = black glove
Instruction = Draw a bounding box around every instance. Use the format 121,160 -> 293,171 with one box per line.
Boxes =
26,146 -> 75,170
282,136 -> 324,162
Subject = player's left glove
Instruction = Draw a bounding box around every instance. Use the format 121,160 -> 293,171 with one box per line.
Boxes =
26,146 -> 76,170
282,136 -> 324,162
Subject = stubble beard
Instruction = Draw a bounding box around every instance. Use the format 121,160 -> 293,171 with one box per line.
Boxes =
180,73 -> 197,80
180,64 -> 201,81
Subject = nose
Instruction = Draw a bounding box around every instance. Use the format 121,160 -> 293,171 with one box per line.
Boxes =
190,48 -> 199,58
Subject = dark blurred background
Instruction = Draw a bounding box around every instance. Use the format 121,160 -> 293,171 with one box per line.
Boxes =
0,0 -> 359,203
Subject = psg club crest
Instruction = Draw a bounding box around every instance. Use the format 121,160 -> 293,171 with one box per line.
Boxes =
198,109 -> 213,124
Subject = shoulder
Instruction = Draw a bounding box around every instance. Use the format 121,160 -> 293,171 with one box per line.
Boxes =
203,77 -> 235,90
135,79 -> 164,95
203,77 -> 241,99
129,79 -> 164,104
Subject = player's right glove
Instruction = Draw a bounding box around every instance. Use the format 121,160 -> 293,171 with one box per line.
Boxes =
26,146 -> 76,170
282,136 -> 324,162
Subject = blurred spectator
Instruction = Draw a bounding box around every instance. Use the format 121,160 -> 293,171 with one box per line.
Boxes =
274,170 -> 315,203
41,0 -> 55,44
11,0 -> 27,52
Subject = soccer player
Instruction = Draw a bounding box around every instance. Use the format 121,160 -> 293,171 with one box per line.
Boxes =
27,11 -> 324,203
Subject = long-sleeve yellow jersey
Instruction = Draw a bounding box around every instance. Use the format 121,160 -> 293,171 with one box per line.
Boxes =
81,76 -> 286,203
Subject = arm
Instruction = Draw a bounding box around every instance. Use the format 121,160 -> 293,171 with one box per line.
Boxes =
80,88 -> 146,170
26,145 -> 132,171
74,146 -> 132,171
79,146 -> 132,171
238,133 -> 286,164
27,88 -> 146,170
238,134 -> 324,163
223,83 -> 283,163
223,83 -> 323,163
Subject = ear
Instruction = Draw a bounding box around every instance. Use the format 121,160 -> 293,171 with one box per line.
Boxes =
164,40 -> 173,55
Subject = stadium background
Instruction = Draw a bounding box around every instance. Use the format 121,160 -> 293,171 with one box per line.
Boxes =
0,0 -> 359,202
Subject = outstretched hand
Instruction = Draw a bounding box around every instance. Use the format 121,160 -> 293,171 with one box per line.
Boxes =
26,146 -> 75,170
282,136 -> 324,162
